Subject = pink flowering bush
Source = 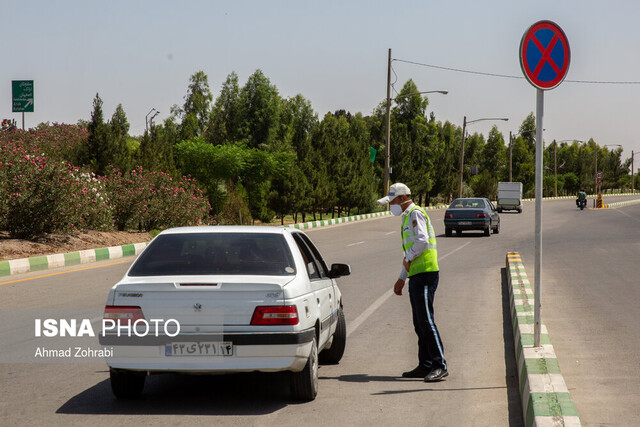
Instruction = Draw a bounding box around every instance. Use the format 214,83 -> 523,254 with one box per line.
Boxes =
0,129 -> 113,238
1,125 -> 210,238
30,123 -> 89,163
104,166 -> 211,231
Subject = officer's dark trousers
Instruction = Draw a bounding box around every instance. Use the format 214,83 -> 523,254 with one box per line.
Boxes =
408,271 -> 447,371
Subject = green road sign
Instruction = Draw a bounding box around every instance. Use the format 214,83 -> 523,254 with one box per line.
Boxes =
12,80 -> 34,112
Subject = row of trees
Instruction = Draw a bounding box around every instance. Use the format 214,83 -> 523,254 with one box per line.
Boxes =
13,70 -> 636,229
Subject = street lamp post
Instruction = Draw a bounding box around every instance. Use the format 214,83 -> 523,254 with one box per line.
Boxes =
145,108 -> 157,133
458,117 -> 509,198
509,131 -> 515,182
149,110 -> 160,130
508,130 -> 524,182
631,150 -> 640,193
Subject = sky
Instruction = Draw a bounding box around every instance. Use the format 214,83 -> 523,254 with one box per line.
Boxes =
3,0 -> 640,164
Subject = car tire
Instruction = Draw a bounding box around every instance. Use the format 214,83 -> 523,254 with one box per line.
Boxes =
445,228 -> 452,237
484,227 -> 491,236
493,222 -> 500,234
110,369 -> 145,399
497,208 -> 502,213
291,337 -> 318,401
319,309 -> 346,365
518,208 -> 522,214
455,229 -> 462,236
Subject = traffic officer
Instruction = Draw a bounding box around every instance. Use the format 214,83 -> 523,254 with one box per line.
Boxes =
377,183 -> 448,382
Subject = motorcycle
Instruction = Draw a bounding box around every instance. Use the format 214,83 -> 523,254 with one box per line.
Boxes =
576,198 -> 587,210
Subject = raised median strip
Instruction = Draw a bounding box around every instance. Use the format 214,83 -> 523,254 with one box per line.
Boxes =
597,197 -> 640,209
287,204 -> 452,230
287,211 -> 390,229
506,251 -> 581,427
0,243 -> 148,277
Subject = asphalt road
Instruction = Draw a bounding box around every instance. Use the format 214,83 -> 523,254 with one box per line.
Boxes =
1,195 -> 638,426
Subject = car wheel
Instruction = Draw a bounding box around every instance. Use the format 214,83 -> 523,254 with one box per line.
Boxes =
110,369 -> 145,399
484,226 -> 491,236
445,228 -> 452,237
493,222 -> 500,234
455,229 -> 462,236
518,208 -> 522,214
497,208 -> 502,213
319,309 -> 346,365
291,337 -> 318,401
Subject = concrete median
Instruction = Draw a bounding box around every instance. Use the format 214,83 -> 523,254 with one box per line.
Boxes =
506,251 -> 581,427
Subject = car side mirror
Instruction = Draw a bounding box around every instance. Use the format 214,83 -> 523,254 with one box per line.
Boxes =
328,263 -> 351,278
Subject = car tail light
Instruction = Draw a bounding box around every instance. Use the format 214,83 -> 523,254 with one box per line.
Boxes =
444,213 -> 453,219
476,213 -> 486,218
104,306 -> 144,326
251,306 -> 299,325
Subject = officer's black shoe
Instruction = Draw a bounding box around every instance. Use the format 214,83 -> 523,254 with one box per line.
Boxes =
402,366 -> 431,378
424,368 -> 449,382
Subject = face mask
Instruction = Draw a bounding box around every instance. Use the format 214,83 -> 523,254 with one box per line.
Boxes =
390,204 -> 404,216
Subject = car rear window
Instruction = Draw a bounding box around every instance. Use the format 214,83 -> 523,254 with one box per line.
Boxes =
450,198 -> 485,209
128,233 -> 296,276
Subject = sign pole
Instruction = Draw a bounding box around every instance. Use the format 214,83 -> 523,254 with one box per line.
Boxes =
534,88 -> 544,347
520,20 -> 570,348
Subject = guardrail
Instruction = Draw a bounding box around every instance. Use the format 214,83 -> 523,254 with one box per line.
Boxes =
506,252 -> 581,427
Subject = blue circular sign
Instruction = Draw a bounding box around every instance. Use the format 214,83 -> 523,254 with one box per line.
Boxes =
520,21 -> 571,90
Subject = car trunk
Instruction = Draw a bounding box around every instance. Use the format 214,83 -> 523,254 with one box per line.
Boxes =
446,208 -> 486,219
111,276 -> 292,328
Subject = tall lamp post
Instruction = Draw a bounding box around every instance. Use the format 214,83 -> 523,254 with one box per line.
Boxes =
145,108 -> 157,133
384,49 -> 448,196
508,130 -> 523,182
631,150 -> 640,193
459,117 -> 508,197
149,110 -> 160,130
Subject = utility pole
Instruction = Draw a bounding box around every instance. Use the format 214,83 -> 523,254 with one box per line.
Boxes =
554,141 -> 558,197
595,144 -> 598,194
384,48 -> 392,198
509,131 -> 513,182
632,150 -> 635,194
458,116 -> 467,198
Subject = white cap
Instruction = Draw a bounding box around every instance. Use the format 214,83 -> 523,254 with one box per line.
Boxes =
377,182 -> 411,204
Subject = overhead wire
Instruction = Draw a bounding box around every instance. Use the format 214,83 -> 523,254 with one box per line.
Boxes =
393,58 -> 640,85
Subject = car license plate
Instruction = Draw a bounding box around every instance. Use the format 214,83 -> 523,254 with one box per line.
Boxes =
165,342 -> 234,357
458,221 -> 472,225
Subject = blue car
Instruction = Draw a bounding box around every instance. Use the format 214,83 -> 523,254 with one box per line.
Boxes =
443,198 -> 500,237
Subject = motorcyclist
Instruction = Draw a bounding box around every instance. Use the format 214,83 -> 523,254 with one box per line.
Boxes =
576,189 -> 587,207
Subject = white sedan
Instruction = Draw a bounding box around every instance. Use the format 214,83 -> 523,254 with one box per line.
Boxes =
99,226 -> 350,401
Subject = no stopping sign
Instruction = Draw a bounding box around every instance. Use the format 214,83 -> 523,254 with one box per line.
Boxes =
520,21 -> 570,90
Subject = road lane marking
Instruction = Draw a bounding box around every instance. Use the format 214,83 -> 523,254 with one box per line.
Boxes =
612,208 -> 640,222
385,231 -> 395,235
0,261 -> 131,287
346,242 -> 471,338
347,241 -> 365,247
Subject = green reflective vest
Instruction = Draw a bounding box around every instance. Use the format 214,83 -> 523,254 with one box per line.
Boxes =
402,205 -> 439,276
